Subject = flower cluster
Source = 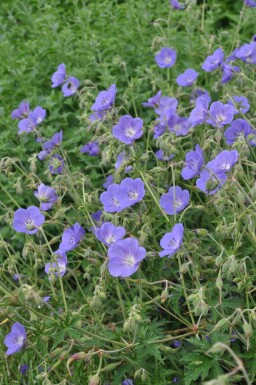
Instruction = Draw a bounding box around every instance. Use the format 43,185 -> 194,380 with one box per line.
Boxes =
51,63 -> 80,97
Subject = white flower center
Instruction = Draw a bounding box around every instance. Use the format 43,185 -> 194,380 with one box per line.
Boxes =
125,127 -> 136,138
124,255 -> 135,267
128,190 -> 138,200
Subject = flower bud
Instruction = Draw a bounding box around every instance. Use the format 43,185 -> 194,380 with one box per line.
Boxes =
123,317 -> 136,333
196,228 -> 208,236
160,289 -> 169,303
179,263 -> 189,274
243,323 -> 252,339
88,375 -> 100,385
214,318 -> 228,330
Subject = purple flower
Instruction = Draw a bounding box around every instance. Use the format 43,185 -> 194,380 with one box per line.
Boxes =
13,274 -> 23,281
153,122 -> 166,138
172,340 -> 181,348
95,222 -> 126,246
189,95 -> 211,127
103,174 -> 114,189
20,364 -> 29,376
155,149 -> 174,161
160,186 -> 190,215
62,76 -> 80,97
245,0 -> 256,6
113,115 -> 143,145
224,119 -> 251,145
221,63 -> 240,83
155,96 -> 178,120
45,251 -> 67,277
170,0 -> 185,9
155,47 -> 177,69
118,177 -> 145,210
190,89 -> 210,104
51,63 -> 66,88
207,150 -> 239,173
108,238 -> 146,277
181,144 -> 204,180
207,101 -> 235,128
43,131 -> 63,151
4,323 -> 26,355
196,169 -> 227,195
202,48 -> 225,72
142,91 -> 162,107
168,114 -> 190,136
159,223 -> 184,257
32,106 -> 46,125
89,110 -> 108,122
34,183 -> 58,211
115,151 -> 132,171
252,35 -> 256,42
176,69 -> 198,87
18,114 -> 37,135
13,206 -> 45,234
91,84 -> 116,111
38,150 -> 49,160
59,223 -> 85,252
11,102 -> 30,119
91,210 -> 102,224
227,96 -> 250,114
48,154 -> 64,174
122,380 -> 134,385
80,141 -> 99,156
42,296 -> 51,303
100,184 -> 122,213
235,42 -> 256,64
226,47 -> 240,63
173,377 -> 179,383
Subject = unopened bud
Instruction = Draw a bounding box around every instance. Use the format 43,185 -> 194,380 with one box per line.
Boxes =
179,263 -> 189,274
123,317 -> 136,332
88,374 -> 100,385
243,323 -> 252,339
214,318 -> 228,330
196,228 -> 208,236
160,289 -> 168,303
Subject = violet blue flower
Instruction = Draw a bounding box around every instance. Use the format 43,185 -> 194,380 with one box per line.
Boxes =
196,169 -> 227,195
159,223 -> 184,257
226,47 -> 240,63
173,377 -> 179,383
103,174 -> 114,189
142,91 -> 162,107
62,76 -> 80,97
122,380 -> 134,385
153,122 -> 166,138
18,114 -> 38,135
4,322 -> 26,355
34,183 -> 58,211
43,130 -> 63,151
172,340 -> 181,348
13,206 -> 45,234
168,115 -> 190,136
45,251 -> 67,277
235,42 -> 256,64
89,110 -> 108,122
38,150 -> 49,160
108,237 -> 146,277
155,149 -> 174,161
206,101 -> 235,128
95,222 -> 126,246
245,0 -> 256,5
170,0 -> 185,9
207,150 -> 239,173
91,210 -> 102,224
202,48 -> 225,72
100,184 -> 122,213
11,102 -> 30,119
91,84 -> 117,111
118,177 -> 145,210
189,95 -> 211,127
20,364 -> 29,376
224,119 -> 251,145
48,154 -> 64,174
155,96 -> 178,120
181,144 -> 204,180
190,89 -> 210,104
160,186 -> 190,215
59,223 -> 85,252
221,63 -> 240,83
80,141 -> 99,156
227,96 -> 250,114
31,106 -> 46,125
155,47 -> 177,68
115,151 -> 131,171
176,69 -> 198,87
51,63 -> 66,88
112,115 -> 143,145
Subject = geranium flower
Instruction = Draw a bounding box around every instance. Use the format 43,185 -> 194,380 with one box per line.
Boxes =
159,223 -> 184,257
155,47 -> 177,68
34,183 -> 58,211
160,186 -> 190,215
4,323 -> 26,355
95,222 -> 126,246
11,101 -> 30,119
51,63 -> 66,88
91,84 -> 116,111
59,223 -> 85,252
112,115 -> 143,145
176,68 -> 198,87
62,76 -> 80,97
181,144 -> 204,180
13,206 -> 45,234
202,48 -> 225,72
108,238 -> 146,277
